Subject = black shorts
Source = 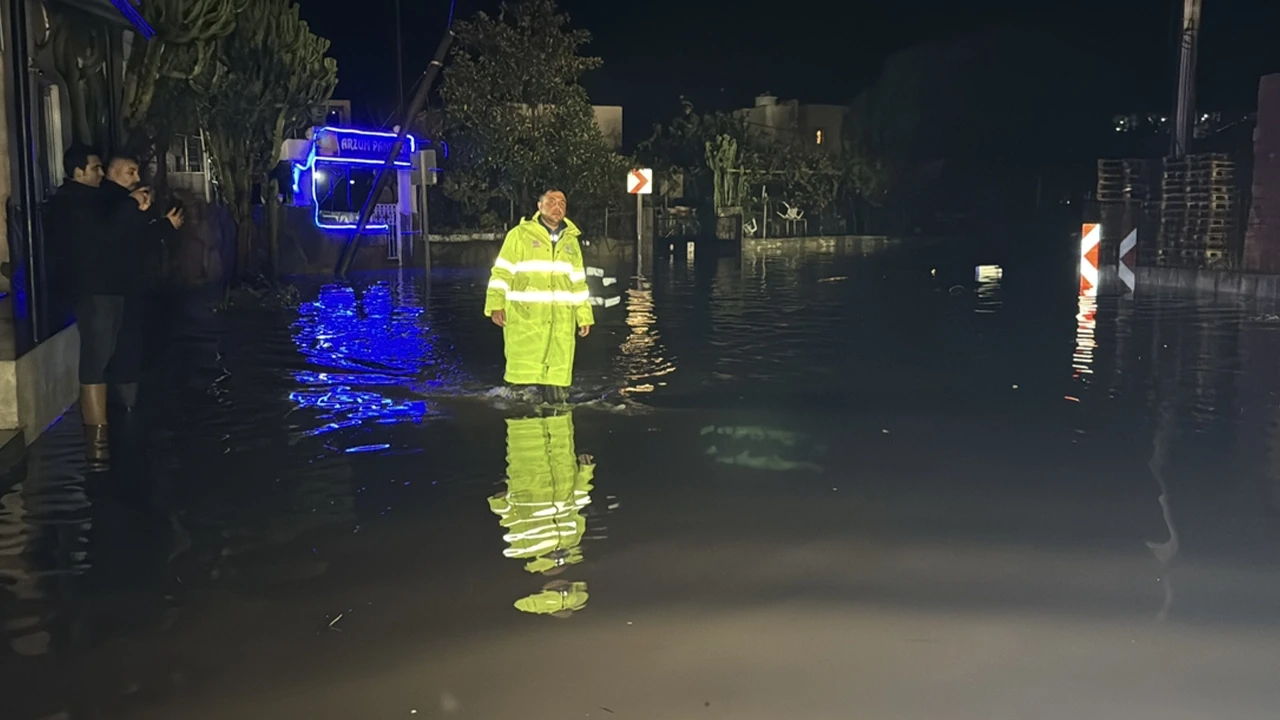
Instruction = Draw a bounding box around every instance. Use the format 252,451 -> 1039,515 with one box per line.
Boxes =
75,295 -> 128,385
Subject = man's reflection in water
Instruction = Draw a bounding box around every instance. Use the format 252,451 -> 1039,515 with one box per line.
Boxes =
1,434 -> 187,718
490,412 -> 595,617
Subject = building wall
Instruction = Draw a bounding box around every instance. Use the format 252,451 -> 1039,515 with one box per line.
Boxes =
0,0 -> 133,444
736,97 -> 845,154
799,104 -> 846,154
736,97 -> 799,141
592,105 -> 623,149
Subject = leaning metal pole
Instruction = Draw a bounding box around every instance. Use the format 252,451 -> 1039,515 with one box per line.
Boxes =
1171,0 -> 1203,160
335,29 -> 454,279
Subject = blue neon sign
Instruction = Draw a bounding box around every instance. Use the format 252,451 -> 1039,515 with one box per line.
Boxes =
292,127 -> 422,230
110,0 -> 155,39
314,127 -> 417,165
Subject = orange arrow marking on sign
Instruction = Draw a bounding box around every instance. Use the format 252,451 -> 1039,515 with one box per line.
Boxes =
630,169 -> 649,194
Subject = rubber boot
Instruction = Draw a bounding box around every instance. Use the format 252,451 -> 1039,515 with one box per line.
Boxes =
542,385 -> 569,405
80,384 -> 109,462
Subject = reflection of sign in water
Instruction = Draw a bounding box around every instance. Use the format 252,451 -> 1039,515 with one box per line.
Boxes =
974,265 -> 1003,315
1072,296 -> 1097,381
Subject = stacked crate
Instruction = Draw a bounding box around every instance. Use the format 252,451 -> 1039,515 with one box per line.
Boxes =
1096,159 -> 1153,205
1158,153 -> 1237,269
1097,158 -> 1159,267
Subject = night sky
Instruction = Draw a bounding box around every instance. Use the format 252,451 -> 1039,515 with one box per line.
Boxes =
300,0 -> 1280,143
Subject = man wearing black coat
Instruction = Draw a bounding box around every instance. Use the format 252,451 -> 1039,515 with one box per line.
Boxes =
46,146 -> 110,452
96,157 -> 184,408
49,151 -> 182,459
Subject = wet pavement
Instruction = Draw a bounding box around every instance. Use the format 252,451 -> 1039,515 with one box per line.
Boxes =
6,236 -> 1280,718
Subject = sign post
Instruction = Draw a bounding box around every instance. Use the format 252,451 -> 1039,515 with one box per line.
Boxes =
628,168 -> 653,275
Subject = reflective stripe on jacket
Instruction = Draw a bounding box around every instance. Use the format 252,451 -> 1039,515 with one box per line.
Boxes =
488,413 -> 595,575
484,214 -> 594,387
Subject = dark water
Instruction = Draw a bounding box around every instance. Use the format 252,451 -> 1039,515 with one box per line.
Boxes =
6,236 -> 1280,718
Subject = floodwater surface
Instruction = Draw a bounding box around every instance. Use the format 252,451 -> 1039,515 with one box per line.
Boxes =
6,236 -> 1280,718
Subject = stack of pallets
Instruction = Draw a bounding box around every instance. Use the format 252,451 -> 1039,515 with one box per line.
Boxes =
1158,153 -> 1236,269
1097,159 -> 1153,204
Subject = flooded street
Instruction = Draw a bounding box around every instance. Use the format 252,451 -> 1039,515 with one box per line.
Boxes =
7,236 -> 1280,718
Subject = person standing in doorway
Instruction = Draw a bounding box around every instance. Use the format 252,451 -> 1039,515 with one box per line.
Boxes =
485,189 -> 593,404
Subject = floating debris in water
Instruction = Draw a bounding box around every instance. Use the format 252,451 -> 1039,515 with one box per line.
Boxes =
818,276 -> 848,283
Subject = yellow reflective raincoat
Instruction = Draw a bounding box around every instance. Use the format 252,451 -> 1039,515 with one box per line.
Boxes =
489,413 -> 595,575
484,214 -> 594,388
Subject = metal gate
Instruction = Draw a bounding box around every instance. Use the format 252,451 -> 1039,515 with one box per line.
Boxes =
373,204 -> 404,262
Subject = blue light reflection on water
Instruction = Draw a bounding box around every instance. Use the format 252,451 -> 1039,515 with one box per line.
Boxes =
288,279 -> 466,439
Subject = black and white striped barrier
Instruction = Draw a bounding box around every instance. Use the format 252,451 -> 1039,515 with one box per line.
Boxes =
586,266 -> 621,308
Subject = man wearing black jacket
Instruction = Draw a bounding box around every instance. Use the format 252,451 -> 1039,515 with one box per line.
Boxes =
58,153 -> 181,458
46,146 -> 110,452
98,156 -> 183,404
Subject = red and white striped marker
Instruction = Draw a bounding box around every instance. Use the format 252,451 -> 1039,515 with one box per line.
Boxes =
1118,229 -> 1137,293
1079,223 -> 1101,297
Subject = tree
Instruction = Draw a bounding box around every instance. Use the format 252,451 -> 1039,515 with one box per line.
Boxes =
773,143 -> 841,224
121,0 -> 247,153
636,101 -> 754,204
440,0 -> 627,223
198,0 -> 336,279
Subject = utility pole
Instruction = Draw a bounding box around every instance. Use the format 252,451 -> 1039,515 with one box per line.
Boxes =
336,30 -> 454,278
395,0 -> 405,111
1171,0 -> 1203,159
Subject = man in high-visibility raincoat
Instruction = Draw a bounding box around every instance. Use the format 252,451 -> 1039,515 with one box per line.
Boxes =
489,413 -> 596,578
485,189 -> 593,403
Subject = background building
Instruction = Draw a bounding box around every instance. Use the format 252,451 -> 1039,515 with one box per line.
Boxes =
735,94 -> 845,154
592,105 -> 623,150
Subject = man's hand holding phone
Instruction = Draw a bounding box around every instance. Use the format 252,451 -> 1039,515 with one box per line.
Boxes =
130,186 -> 153,212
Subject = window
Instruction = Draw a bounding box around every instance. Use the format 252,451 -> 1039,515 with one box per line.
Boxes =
815,129 -> 823,145
169,133 -> 207,173
313,164 -> 396,226
40,84 -> 66,191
